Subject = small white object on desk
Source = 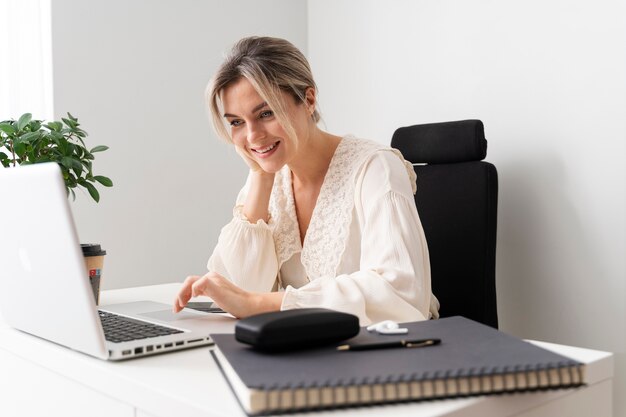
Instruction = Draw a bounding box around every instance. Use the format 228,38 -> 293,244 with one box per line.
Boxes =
367,320 -> 409,335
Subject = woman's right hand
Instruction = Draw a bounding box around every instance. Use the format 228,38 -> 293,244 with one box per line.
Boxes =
172,272 -> 283,319
235,144 -> 266,174
235,145 -> 275,223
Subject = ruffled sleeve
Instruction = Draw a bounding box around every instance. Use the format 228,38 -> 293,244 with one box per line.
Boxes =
207,173 -> 279,293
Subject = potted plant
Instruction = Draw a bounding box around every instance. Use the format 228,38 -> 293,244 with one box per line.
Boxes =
0,112 -> 112,201
0,112 -> 113,303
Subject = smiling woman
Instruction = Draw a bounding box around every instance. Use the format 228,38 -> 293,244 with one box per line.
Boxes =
173,36 -> 439,325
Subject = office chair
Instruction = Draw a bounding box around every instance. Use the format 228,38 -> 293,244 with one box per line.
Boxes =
391,120 -> 499,328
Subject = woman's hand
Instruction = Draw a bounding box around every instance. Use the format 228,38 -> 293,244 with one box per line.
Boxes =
235,144 -> 269,175
234,144 -> 275,224
173,272 -> 284,318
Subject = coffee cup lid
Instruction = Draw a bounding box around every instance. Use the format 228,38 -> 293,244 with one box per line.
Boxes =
81,243 -> 107,257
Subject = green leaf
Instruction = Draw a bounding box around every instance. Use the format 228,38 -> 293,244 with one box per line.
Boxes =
72,160 -> 83,177
27,147 -> 36,161
61,156 -> 80,170
71,157 -> 82,170
94,175 -> 113,187
13,142 -> 26,155
74,133 -> 87,147
72,144 -> 82,157
20,131 -> 40,143
46,121 -> 62,132
84,181 -> 100,202
49,130 -> 64,142
56,140 -> 66,155
62,117 -> 77,129
0,123 -> 16,135
0,152 -> 9,167
90,145 -> 109,153
64,142 -> 75,156
17,113 -> 32,131
66,173 -> 78,187
29,120 -> 42,131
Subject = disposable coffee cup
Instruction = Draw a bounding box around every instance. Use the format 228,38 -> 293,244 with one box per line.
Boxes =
81,244 -> 106,304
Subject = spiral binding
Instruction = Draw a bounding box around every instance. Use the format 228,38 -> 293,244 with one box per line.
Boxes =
249,360 -> 585,415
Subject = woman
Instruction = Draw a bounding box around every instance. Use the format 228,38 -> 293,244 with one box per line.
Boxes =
173,36 -> 438,325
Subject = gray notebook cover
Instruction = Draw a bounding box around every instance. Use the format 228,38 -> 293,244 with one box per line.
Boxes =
210,316 -> 583,390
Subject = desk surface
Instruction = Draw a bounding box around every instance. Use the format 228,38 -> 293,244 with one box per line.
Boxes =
0,283 -> 614,417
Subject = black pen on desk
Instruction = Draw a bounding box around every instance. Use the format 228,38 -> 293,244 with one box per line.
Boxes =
336,338 -> 441,351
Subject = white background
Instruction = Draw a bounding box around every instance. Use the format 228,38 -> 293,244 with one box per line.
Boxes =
7,0 -> 626,415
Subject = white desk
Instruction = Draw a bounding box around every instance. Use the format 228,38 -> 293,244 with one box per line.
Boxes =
0,283 -> 613,417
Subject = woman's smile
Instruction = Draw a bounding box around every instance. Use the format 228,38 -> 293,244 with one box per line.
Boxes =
251,141 -> 280,158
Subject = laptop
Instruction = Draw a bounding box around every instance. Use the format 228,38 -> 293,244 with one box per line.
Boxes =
0,163 -> 235,360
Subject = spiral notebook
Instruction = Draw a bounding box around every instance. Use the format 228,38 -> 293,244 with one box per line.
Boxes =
210,316 -> 585,415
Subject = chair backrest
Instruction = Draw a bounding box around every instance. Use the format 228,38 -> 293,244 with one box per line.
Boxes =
391,120 -> 498,328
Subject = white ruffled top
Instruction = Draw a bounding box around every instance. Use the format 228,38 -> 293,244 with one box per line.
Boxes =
208,135 -> 439,325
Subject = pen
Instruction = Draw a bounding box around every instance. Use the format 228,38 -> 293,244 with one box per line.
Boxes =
337,338 -> 441,351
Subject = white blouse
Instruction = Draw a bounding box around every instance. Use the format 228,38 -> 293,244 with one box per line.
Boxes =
207,136 -> 439,325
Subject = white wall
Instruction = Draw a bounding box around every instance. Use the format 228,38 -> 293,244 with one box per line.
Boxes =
51,0 -> 307,289
308,0 -> 625,415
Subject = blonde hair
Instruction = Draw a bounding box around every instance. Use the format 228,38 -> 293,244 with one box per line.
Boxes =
207,36 -> 320,144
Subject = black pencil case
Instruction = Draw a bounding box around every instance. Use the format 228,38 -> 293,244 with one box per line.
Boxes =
235,308 -> 360,352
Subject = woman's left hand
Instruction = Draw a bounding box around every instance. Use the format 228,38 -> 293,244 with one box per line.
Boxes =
172,272 -> 284,318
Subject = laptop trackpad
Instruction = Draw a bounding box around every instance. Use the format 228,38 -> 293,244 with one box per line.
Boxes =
139,309 -> 202,322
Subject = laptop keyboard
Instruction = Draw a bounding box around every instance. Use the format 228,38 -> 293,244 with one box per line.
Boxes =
98,310 -> 184,343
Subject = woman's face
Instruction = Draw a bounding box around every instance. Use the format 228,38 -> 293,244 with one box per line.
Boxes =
221,78 -> 311,174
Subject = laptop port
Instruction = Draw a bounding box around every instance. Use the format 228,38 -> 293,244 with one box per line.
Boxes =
146,345 -> 154,352
164,343 -> 173,348
134,347 -> 143,355
122,350 -> 131,356
175,341 -> 184,346
155,345 -> 161,350
188,339 -> 203,344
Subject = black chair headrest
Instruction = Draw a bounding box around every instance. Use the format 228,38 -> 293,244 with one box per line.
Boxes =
391,119 -> 487,164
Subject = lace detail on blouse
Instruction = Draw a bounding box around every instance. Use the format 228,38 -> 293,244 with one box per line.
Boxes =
269,136 -> 417,280
300,136 -> 381,278
268,166 -> 301,268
